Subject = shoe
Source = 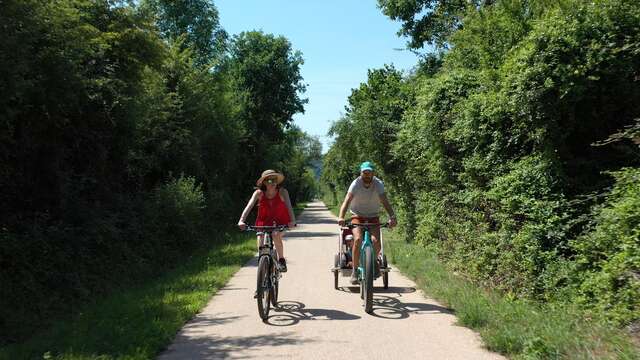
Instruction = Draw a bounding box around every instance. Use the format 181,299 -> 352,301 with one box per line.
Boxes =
279,258 -> 287,272
350,270 -> 359,285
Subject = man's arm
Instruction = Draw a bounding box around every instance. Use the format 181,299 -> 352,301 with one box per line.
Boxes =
379,193 -> 397,227
338,192 -> 354,226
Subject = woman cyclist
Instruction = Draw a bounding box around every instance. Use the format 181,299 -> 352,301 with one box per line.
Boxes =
238,169 -> 296,272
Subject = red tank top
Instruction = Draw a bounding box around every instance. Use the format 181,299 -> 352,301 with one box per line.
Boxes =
255,190 -> 291,226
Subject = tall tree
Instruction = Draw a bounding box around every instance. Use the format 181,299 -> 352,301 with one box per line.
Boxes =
225,30 -> 307,170
377,0 -> 477,49
142,0 -> 227,66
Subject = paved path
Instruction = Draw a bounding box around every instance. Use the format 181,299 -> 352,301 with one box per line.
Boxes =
158,201 -> 504,360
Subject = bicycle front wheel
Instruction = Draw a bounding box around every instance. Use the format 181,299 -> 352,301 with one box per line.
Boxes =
364,246 -> 374,313
256,256 -> 271,320
270,261 -> 279,307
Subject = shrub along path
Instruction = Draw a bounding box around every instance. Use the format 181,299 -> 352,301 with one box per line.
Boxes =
158,201 -> 503,359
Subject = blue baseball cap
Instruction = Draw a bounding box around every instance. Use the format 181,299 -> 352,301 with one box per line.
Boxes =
359,161 -> 375,172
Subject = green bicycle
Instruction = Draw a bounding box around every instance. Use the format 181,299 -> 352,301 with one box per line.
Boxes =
346,221 -> 390,313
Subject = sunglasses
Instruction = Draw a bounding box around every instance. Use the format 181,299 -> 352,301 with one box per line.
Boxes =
265,177 -> 277,184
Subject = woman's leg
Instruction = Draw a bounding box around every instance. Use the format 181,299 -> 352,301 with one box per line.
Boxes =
273,231 -> 284,259
256,234 -> 264,251
273,231 -> 287,272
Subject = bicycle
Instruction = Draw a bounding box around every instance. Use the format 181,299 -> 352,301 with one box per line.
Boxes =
244,224 -> 289,321
345,221 -> 390,313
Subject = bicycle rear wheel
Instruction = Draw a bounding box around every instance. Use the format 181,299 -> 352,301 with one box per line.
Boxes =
256,256 -> 271,320
333,254 -> 340,289
364,246 -> 374,313
382,254 -> 389,289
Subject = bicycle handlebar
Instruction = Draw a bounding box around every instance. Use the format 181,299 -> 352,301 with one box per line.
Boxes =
342,222 -> 390,230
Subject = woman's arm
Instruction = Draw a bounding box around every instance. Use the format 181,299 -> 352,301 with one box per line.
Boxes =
280,188 -> 296,226
238,190 -> 261,228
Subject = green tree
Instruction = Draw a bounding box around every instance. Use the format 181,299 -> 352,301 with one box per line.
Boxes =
0,0 -> 168,342
378,0 -> 477,49
142,0 -> 227,66
324,0 -> 640,325
225,30 -> 307,171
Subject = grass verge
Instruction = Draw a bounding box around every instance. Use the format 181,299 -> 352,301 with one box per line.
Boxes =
1,203 -> 309,360
385,235 -> 639,359
322,200 -> 638,358
0,232 -> 256,360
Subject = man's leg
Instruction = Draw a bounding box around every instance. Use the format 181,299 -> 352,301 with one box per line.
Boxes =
351,227 -> 362,284
371,226 -> 381,257
371,227 -> 382,276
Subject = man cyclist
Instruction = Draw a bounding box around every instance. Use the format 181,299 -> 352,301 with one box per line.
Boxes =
337,161 -> 397,285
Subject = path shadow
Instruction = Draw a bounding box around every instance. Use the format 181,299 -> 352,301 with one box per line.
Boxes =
370,294 -> 453,320
286,231 -> 336,239
336,286 -> 416,294
335,286 -> 451,320
181,314 -> 247,330
160,331 -> 314,359
297,217 -> 337,225
218,287 -> 247,291
300,207 -> 328,212
337,286 -> 360,293
375,286 -> 417,294
265,301 -> 360,326
243,256 -> 259,267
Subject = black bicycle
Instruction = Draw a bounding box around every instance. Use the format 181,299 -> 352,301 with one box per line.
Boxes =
244,224 -> 288,321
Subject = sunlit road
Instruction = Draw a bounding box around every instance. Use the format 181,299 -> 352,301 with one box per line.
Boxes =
158,201 -> 504,360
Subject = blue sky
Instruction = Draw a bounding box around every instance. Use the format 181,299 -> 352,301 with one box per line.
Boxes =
215,1 -> 419,152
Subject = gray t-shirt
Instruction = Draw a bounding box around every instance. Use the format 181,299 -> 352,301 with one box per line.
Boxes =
348,176 -> 385,217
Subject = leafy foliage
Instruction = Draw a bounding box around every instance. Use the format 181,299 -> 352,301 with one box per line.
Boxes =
141,0 -> 227,66
0,0 -> 317,345
324,0 -> 640,326
377,0 -> 478,49
572,168 -> 640,325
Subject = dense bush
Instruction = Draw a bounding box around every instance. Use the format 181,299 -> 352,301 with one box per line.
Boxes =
572,168 -> 640,325
0,0 -> 319,344
323,0 -> 640,326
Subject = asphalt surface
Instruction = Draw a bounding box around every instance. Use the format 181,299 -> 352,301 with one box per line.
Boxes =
158,201 -> 505,360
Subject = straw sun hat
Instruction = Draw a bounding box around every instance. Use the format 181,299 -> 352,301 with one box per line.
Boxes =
256,169 -> 285,187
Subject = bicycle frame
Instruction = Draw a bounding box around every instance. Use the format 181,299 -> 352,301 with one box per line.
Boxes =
253,226 -> 286,290
350,222 -> 388,280
358,227 -> 373,281
348,222 -> 388,313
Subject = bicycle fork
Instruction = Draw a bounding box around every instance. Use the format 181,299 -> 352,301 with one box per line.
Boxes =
358,230 -> 374,281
